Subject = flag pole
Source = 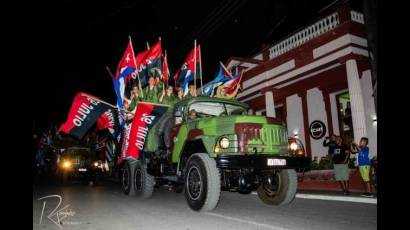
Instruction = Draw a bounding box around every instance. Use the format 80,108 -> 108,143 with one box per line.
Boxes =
219,61 -> 233,78
105,66 -> 115,80
128,36 -> 144,98
237,69 -> 244,91
164,50 -> 169,89
80,92 -> 117,109
194,40 -> 197,96
199,45 -> 203,95
146,42 -> 150,50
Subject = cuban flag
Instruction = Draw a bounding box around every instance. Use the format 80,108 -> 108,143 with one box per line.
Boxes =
173,45 -> 200,96
222,71 -> 242,95
203,64 -> 233,96
114,40 -> 137,117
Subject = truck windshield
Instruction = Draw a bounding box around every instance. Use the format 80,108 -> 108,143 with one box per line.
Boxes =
188,102 -> 247,117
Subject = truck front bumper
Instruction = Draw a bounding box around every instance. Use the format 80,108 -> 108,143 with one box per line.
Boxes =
215,154 -> 310,172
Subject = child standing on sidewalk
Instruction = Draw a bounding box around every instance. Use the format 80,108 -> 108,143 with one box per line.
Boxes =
351,137 -> 373,197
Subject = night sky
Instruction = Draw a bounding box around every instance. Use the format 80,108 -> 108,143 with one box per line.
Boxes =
34,0 -> 362,133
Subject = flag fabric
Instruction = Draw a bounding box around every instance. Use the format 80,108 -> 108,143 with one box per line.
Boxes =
97,108 -> 120,138
123,102 -> 168,160
223,72 -> 242,95
127,40 -> 163,95
203,64 -> 232,96
115,40 -> 137,80
59,93 -> 112,139
119,122 -> 132,163
113,76 -> 126,114
114,40 -> 137,115
173,45 -> 201,95
162,53 -> 170,87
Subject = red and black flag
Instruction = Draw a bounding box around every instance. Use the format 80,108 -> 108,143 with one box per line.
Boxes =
127,39 -> 163,96
121,102 -> 169,161
59,92 -> 112,139
97,108 -> 120,138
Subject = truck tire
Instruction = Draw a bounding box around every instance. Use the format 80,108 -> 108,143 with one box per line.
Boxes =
133,160 -> 155,199
122,160 -> 136,196
257,169 -> 297,206
184,153 -> 221,211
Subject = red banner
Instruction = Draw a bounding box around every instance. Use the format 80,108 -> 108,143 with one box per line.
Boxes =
59,92 -> 111,139
125,102 -> 168,160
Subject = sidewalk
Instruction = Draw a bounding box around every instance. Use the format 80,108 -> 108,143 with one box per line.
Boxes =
297,169 -> 376,193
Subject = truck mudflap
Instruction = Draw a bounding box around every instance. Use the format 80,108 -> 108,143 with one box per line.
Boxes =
215,154 -> 311,172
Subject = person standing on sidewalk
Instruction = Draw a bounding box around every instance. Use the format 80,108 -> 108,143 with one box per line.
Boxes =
330,136 -> 351,195
350,137 -> 373,197
323,134 -> 337,156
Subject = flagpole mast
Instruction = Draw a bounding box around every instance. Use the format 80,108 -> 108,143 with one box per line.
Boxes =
128,36 -> 144,98
238,69 -> 244,91
194,40 -> 197,96
105,66 -> 115,80
164,50 -> 169,88
199,45 -> 203,95
146,42 -> 150,50
219,61 -> 233,78
80,92 -> 117,109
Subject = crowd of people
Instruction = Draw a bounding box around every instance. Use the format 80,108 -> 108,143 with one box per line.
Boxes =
122,75 -> 199,121
323,135 -> 375,197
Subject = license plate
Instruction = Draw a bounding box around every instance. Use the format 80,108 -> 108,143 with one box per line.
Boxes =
78,168 -> 87,172
267,158 -> 286,166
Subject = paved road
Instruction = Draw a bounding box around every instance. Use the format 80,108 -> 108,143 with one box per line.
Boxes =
33,180 -> 376,230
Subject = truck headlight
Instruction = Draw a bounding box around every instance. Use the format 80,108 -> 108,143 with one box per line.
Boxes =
288,138 -> 305,156
94,162 -> 99,167
62,160 -> 72,169
290,142 -> 298,151
219,137 -> 230,149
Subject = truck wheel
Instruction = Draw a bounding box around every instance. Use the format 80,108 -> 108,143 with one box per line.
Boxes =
133,160 -> 155,199
122,160 -> 136,196
257,169 -> 297,206
184,153 -> 221,211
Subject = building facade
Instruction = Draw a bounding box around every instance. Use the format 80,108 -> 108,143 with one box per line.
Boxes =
225,3 -> 377,159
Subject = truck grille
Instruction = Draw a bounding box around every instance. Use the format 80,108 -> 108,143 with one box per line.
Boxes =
235,123 -> 288,154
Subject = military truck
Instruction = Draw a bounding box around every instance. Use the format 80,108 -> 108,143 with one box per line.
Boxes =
120,96 -> 310,211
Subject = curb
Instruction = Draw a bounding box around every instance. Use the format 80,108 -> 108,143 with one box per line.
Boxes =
251,192 -> 377,204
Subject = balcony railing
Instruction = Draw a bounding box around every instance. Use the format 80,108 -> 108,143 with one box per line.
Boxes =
256,10 -> 365,61
268,12 -> 340,59
350,10 -> 365,24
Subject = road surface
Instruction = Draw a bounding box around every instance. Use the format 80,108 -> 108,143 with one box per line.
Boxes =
33,180 -> 376,230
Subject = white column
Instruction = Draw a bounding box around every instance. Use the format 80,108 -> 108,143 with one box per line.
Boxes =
248,109 -> 253,115
361,70 -> 377,157
346,59 -> 367,143
265,91 -> 276,118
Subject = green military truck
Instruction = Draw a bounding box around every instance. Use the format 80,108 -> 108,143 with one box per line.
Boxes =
120,96 -> 310,211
